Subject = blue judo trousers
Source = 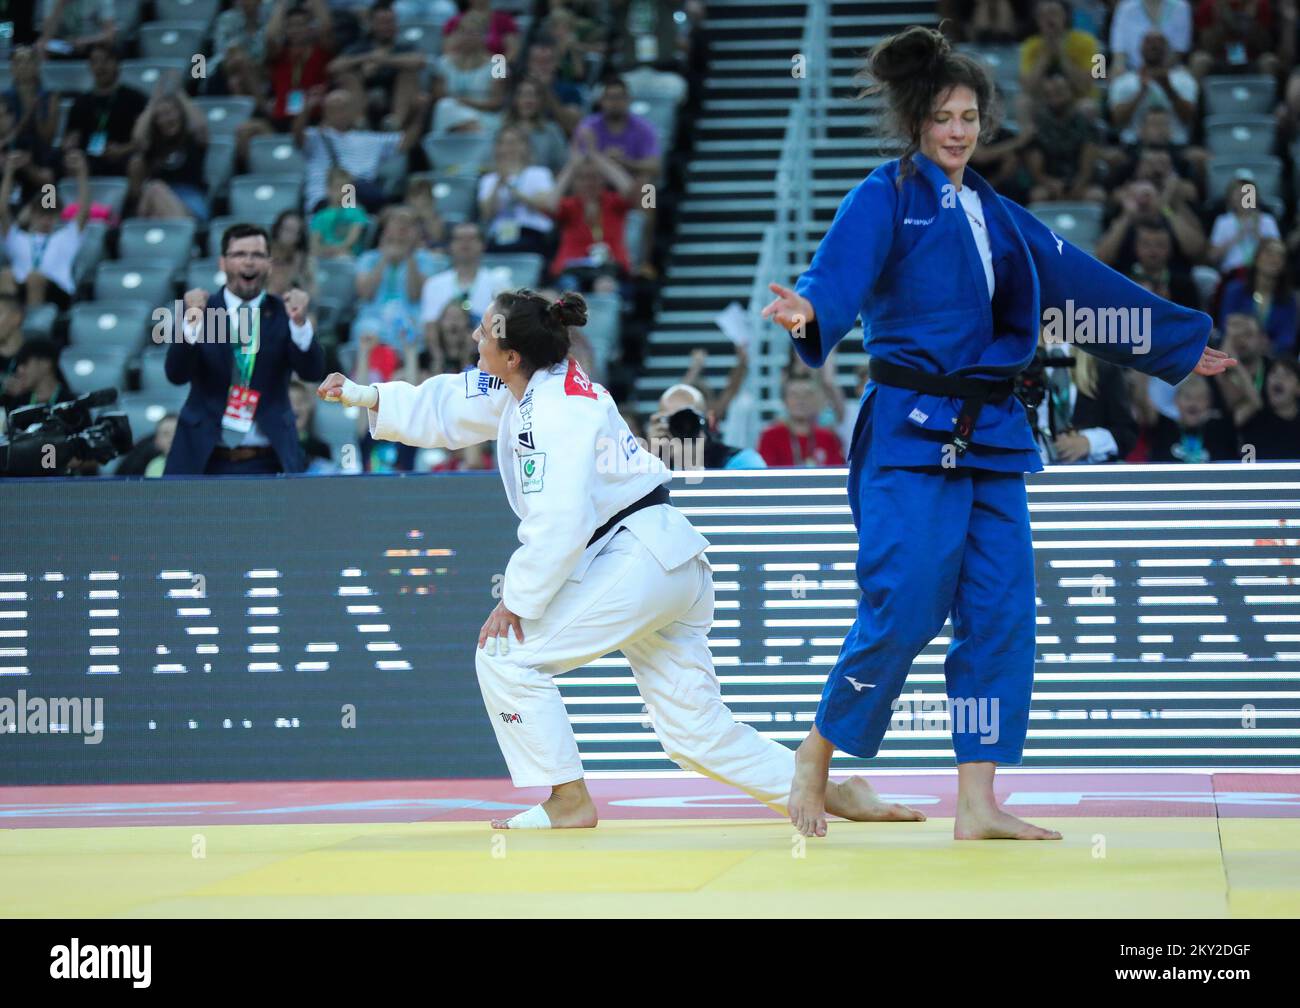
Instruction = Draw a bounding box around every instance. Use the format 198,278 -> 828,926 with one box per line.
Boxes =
792,150 -> 1211,763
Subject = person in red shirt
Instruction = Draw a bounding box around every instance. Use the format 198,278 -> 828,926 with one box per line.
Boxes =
549,146 -> 635,292
757,376 -> 846,467
442,0 -> 520,60
265,0 -> 337,131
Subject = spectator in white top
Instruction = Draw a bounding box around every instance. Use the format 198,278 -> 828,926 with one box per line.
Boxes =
1108,31 -> 1198,145
298,88 -> 428,212
35,0 -> 115,59
477,124 -> 558,256
0,147 -> 89,311
430,10 -> 507,135
420,222 -> 506,338
1208,174 -> 1282,274
1108,0 -> 1193,75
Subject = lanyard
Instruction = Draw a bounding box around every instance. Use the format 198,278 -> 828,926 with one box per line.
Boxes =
232,298 -> 260,387
787,425 -> 810,466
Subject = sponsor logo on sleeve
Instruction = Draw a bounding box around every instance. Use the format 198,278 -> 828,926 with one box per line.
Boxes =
466,369 -> 505,399
519,452 -> 546,493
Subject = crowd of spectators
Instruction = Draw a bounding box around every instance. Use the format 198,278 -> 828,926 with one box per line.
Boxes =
0,0 -> 709,474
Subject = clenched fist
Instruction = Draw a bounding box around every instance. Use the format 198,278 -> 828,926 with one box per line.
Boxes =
317,372 -> 378,409
284,287 -> 310,326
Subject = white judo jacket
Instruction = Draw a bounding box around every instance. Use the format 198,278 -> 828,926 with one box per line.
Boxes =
367,358 -> 710,620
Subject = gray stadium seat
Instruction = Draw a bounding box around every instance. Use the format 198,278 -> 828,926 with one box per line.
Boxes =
64,346 -> 130,395
137,347 -> 176,393
117,59 -> 191,96
58,177 -> 129,219
229,175 -> 303,226
153,0 -> 219,24
194,96 -> 256,136
205,137 -> 237,201
315,258 -> 358,308
71,221 -> 109,290
632,96 -> 678,147
1204,75 -> 1276,117
118,220 -> 197,277
1204,115 -> 1277,158
114,393 -> 183,451
1207,156 -> 1283,209
41,60 -> 93,94
311,400 -> 362,463
20,303 -> 59,339
113,0 -> 143,34
1027,202 -> 1104,253
422,133 -> 493,178
205,215 -> 241,257
185,257 -> 226,292
140,21 -> 210,60
432,175 -> 477,223
68,302 -> 156,353
94,263 -> 175,309
400,22 -> 444,58
248,135 -> 307,180
583,292 -> 620,383
0,61 -> 11,92
482,252 -> 544,288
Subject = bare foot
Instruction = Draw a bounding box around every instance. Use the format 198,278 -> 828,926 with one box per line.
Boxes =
789,733 -> 832,838
491,786 -> 599,829
954,802 -> 1061,840
826,777 -> 927,822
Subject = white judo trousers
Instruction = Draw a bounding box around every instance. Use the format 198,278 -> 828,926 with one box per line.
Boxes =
475,529 -> 796,812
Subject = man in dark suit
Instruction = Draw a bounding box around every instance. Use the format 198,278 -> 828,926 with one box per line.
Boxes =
164,222 -> 327,475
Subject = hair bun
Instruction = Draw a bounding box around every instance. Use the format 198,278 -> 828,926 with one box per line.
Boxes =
870,25 -> 950,84
549,293 -> 589,329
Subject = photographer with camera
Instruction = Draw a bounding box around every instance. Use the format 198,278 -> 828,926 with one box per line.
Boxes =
646,383 -> 766,472
1020,332 -> 1136,464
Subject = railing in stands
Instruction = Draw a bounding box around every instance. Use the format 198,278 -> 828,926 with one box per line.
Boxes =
743,0 -> 829,433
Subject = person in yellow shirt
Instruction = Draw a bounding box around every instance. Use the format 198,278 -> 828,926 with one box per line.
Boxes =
1020,0 -> 1102,108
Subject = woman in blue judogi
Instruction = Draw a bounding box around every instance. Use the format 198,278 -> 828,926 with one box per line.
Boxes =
763,27 -> 1236,839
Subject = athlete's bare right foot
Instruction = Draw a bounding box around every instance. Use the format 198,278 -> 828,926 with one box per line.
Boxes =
826,776 -> 927,823
789,730 -> 834,837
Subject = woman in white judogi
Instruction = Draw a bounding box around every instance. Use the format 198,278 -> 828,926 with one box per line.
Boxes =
319,290 -> 923,829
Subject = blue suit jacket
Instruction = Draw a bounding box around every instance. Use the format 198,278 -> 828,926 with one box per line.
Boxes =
163,288 -> 327,475
793,150 -> 1212,472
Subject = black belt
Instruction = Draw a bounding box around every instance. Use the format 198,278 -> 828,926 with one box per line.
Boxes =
588,484 -> 670,547
868,358 -> 1016,456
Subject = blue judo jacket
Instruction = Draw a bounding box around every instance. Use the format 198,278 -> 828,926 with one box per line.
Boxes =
793,149 -> 1212,472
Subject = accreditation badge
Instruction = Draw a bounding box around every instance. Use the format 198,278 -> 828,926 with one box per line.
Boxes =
222,385 -> 261,435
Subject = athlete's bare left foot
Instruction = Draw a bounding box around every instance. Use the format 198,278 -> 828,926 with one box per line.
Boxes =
490,781 -> 599,829
789,729 -> 833,837
954,802 -> 1061,840
826,777 -> 927,822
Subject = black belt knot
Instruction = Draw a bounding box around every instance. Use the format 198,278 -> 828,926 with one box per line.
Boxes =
868,358 -> 1015,456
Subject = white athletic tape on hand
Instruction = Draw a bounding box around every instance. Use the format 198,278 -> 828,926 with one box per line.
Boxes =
504,804 -> 552,829
336,378 -> 378,409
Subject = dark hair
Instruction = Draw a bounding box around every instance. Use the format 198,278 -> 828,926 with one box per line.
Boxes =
221,223 -> 271,255
271,209 -> 307,253
15,337 -> 60,366
86,42 -> 118,62
1269,356 -> 1300,382
854,24 -> 1001,186
1247,238 -> 1294,301
602,76 -> 629,95
493,289 -> 587,371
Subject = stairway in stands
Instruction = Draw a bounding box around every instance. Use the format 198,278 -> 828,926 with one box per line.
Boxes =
634,0 -> 937,421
